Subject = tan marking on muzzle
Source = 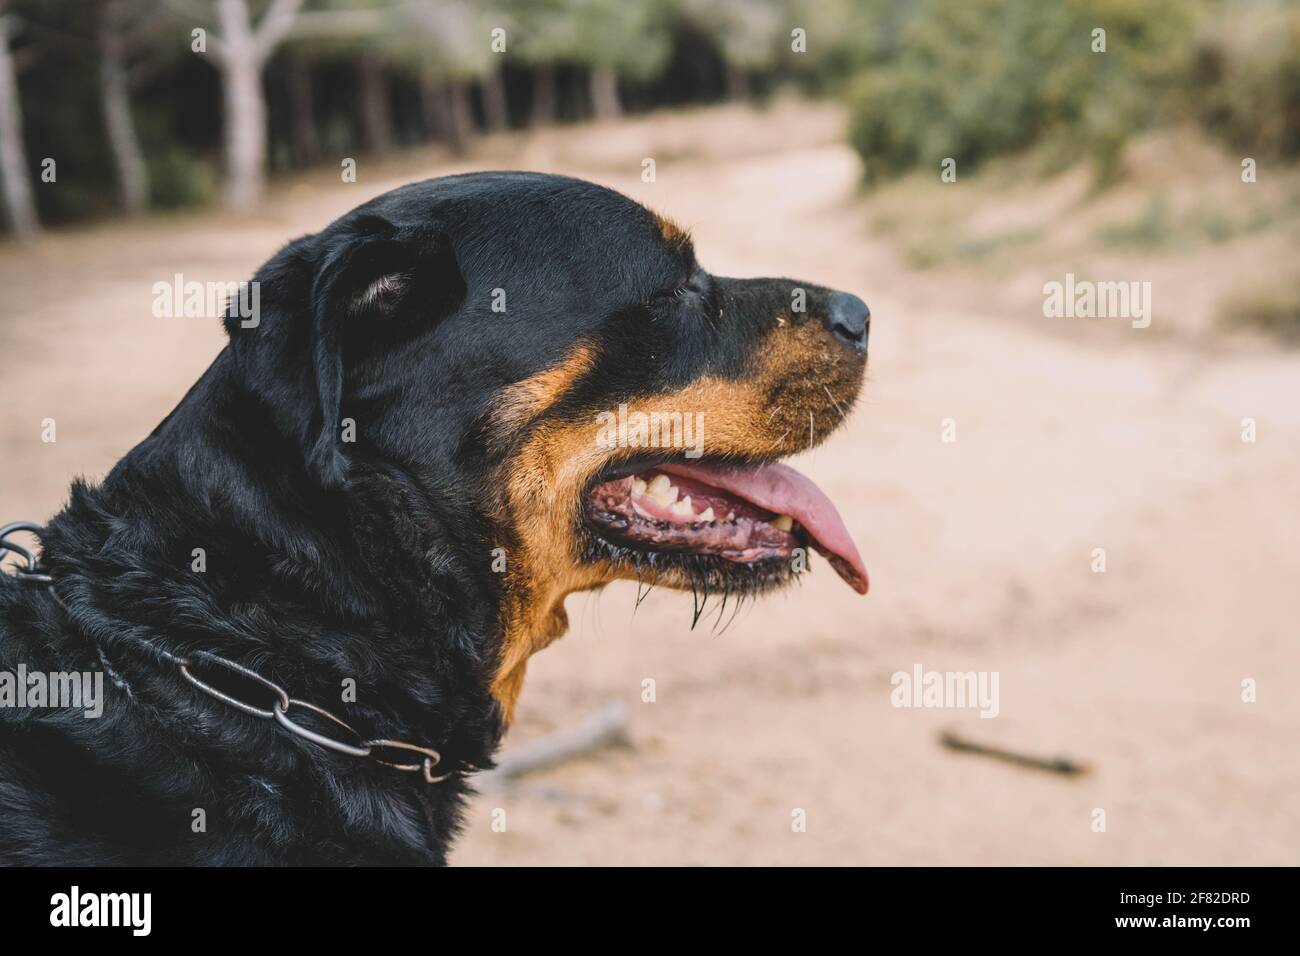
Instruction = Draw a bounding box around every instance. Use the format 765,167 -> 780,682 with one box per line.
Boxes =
488,320 -> 862,722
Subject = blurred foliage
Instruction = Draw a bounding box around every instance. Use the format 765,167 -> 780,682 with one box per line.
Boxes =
682,0 -> 787,71
1191,3 -> 1300,159
1098,193 -> 1175,249
548,0 -> 673,79
1220,277 -> 1300,345
17,53 -> 121,223
5,0 -> 1300,230
390,0 -> 501,81
845,0 -> 1200,185
788,0 -> 918,94
146,148 -> 219,210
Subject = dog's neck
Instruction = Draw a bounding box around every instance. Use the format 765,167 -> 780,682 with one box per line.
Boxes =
25,348 -> 507,863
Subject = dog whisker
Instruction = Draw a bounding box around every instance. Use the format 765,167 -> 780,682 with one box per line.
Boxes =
823,385 -> 846,417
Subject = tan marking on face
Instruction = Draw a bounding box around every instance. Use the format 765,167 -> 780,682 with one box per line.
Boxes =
488,320 -> 863,722
489,342 -> 596,434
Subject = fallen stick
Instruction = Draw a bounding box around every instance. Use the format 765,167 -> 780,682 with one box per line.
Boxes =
939,730 -> 1089,777
477,701 -> 632,790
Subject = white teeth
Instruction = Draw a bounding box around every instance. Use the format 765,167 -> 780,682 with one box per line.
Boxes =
646,474 -> 679,506
771,514 -> 794,531
633,474 -> 729,525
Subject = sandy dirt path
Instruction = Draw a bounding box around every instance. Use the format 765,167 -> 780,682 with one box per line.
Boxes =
2,104 -> 1297,865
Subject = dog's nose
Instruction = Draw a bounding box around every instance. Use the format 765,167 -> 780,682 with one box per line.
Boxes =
824,292 -> 870,353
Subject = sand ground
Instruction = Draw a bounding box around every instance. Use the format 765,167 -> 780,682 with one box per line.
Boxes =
1,102 -> 1296,865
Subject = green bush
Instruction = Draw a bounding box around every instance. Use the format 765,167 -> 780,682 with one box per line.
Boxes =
846,0 -> 1197,185
1192,5 -> 1300,159
1219,279 -> 1300,346
147,149 -> 218,210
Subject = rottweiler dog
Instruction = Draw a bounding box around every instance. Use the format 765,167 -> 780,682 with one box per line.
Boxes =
0,172 -> 869,865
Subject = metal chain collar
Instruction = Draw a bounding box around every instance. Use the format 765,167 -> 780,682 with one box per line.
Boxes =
1,521 -> 454,784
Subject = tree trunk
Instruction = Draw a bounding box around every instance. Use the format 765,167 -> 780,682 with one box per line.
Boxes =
725,63 -> 750,101
530,62 -> 557,127
97,0 -> 148,212
0,14 -> 38,239
420,77 -> 462,153
588,64 -> 621,120
285,51 -> 319,166
420,77 -> 447,139
356,52 -> 391,154
447,81 -> 474,152
215,0 -> 267,209
480,64 -> 508,132
220,52 -> 265,208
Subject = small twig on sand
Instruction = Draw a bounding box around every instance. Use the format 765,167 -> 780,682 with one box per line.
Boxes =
477,701 -> 632,791
939,730 -> 1089,777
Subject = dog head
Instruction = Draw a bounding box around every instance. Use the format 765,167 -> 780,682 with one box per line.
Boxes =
232,172 -> 870,720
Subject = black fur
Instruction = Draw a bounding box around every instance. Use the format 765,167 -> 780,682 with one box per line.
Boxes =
0,172 -> 859,865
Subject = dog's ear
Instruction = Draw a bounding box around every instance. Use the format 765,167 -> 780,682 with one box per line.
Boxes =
232,214 -> 463,488
306,216 -> 399,487
306,215 -> 464,487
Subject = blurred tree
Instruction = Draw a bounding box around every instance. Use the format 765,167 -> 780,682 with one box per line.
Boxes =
845,0 -> 1196,185
283,1 -> 386,162
480,65 -> 508,131
509,0 -> 671,120
530,59 -> 558,126
281,48 -> 319,164
96,0 -> 178,212
216,0 -> 304,206
508,0 -> 577,126
580,0 -> 673,119
0,0 -> 38,238
2,0 -> 191,221
421,73 -> 474,153
682,0 -> 788,100
355,49 -> 391,151
1193,1 -> 1300,159
787,0 -> 914,95
403,0 -> 507,145
170,0 -> 305,207
293,0 -> 404,155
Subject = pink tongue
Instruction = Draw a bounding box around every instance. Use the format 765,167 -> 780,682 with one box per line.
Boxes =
659,462 -> 869,595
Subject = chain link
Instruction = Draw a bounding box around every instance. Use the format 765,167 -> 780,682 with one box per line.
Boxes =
0,521 -> 53,585
2,521 -> 454,785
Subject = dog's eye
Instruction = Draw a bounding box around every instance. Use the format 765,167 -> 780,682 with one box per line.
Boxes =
656,270 -> 708,305
667,278 -> 702,300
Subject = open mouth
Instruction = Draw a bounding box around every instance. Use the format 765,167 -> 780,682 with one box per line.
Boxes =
584,459 -> 869,595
